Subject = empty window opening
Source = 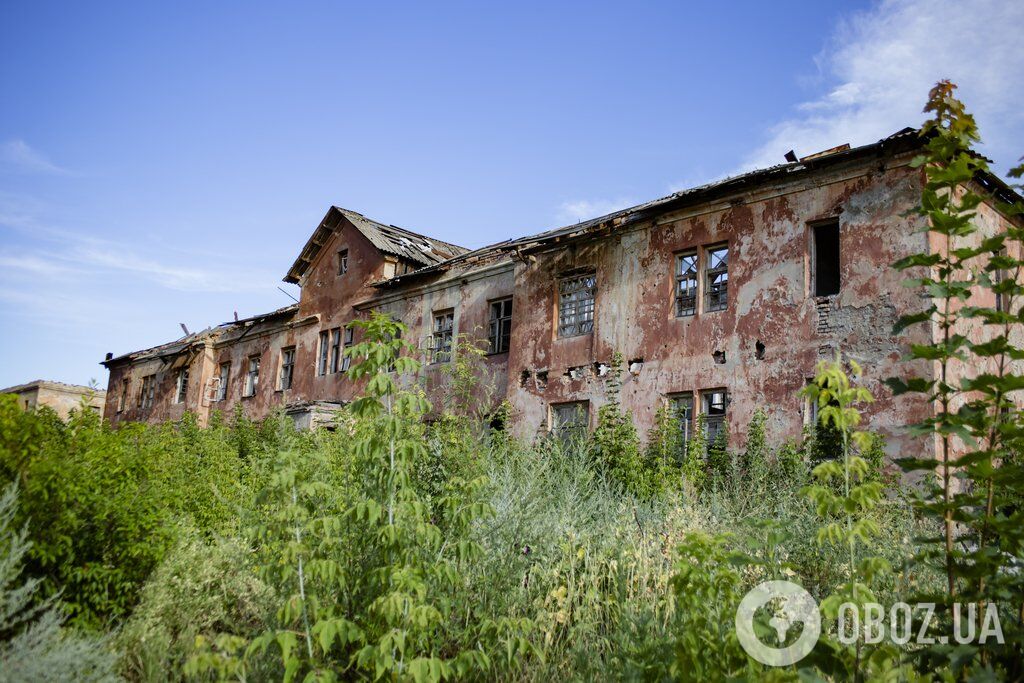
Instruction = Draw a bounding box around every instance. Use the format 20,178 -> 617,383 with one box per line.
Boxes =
337,249 -> 349,275
317,331 -> 329,376
118,381 -> 129,412
558,273 -> 596,337
279,347 -> 295,391
675,252 -> 698,317
431,310 -> 454,363
755,340 -> 766,360
519,370 -> 531,388
535,370 -> 548,391
702,389 -> 728,443
244,356 -> 260,397
812,221 -> 841,297
174,368 -> 189,404
488,297 -> 513,354
551,401 -> 589,442
704,245 -> 729,312
216,362 -> 230,401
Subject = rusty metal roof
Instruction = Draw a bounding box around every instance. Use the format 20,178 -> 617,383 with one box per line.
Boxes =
283,206 -> 468,284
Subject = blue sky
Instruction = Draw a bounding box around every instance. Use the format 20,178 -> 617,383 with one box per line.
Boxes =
1,0 -> 1022,389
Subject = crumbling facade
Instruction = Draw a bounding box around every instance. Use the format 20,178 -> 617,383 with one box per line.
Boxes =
101,129 -> 1021,458
2,380 -> 106,419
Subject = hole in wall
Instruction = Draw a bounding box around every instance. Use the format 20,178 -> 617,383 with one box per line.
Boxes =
713,350 -> 726,365
755,340 -> 766,360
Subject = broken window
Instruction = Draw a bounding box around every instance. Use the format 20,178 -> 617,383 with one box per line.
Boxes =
216,362 -> 230,401
329,328 -> 342,373
279,347 -> 295,390
668,392 -> 694,446
675,252 -> 698,317
341,327 -> 354,372
812,220 -> 841,297
704,245 -> 728,312
317,331 -> 329,376
558,273 -> 596,337
338,249 -> 349,275
174,368 -> 189,404
118,381 -> 128,412
551,401 -> 589,441
488,297 -> 513,354
702,389 -> 727,443
431,310 -> 454,363
139,375 -> 156,409
244,356 -> 260,397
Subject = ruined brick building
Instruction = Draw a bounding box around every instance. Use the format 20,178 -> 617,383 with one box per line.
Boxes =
101,129 -> 1022,458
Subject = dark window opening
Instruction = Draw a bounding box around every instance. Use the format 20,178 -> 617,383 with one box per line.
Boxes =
705,246 -> 729,312
329,328 -> 342,373
431,310 -> 454,363
317,331 -> 329,376
338,249 -> 349,275
702,389 -> 728,443
341,327 -> 354,372
813,221 -> 841,297
279,347 -> 295,390
488,298 -> 513,354
551,401 -> 588,441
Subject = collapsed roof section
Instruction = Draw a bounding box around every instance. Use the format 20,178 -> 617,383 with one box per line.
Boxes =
283,206 -> 469,284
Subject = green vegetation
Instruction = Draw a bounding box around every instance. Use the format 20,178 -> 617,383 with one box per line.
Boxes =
0,83 -> 1022,680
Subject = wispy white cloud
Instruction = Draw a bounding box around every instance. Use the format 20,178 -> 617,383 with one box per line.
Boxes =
0,139 -> 73,175
556,197 -> 638,224
742,0 -> 1024,172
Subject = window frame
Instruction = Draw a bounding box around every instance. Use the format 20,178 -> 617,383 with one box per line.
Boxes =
244,355 -> 260,397
341,327 -> 354,372
117,380 -> 128,413
317,331 -> 329,376
174,367 -> 189,404
430,310 -> 454,364
550,400 -> 589,441
558,273 -> 597,338
279,347 -> 296,391
488,297 -> 513,355
329,328 -> 342,373
216,362 -> 230,401
667,392 -> 695,446
674,251 -> 699,318
139,375 -> 156,409
701,388 -> 728,443
337,249 -> 349,275
704,244 -> 729,313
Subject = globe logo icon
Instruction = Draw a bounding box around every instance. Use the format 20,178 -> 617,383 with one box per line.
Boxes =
735,580 -> 821,667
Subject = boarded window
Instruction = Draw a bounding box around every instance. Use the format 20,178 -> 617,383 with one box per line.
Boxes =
702,389 -> 727,443
341,327 -> 354,372
812,221 -> 840,297
174,368 -> 189,404
431,310 -> 454,363
551,401 -> 589,441
329,328 -> 342,373
488,298 -> 513,354
675,252 -> 698,317
279,347 -> 295,390
669,392 -> 694,447
558,274 -> 596,337
317,331 -> 329,376
216,362 -> 230,401
139,375 -> 156,409
338,249 -> 349,275
244,356 -> 260,397
704,246 -> 728,312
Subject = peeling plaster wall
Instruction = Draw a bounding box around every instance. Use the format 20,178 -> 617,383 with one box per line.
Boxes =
105,151 -> 1021,468
506,160 -> 935,460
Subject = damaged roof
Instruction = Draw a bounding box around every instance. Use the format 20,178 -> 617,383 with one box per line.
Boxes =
283,206 -> 469,284
377,127 -> 1015,288
102,305 -> 299,367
